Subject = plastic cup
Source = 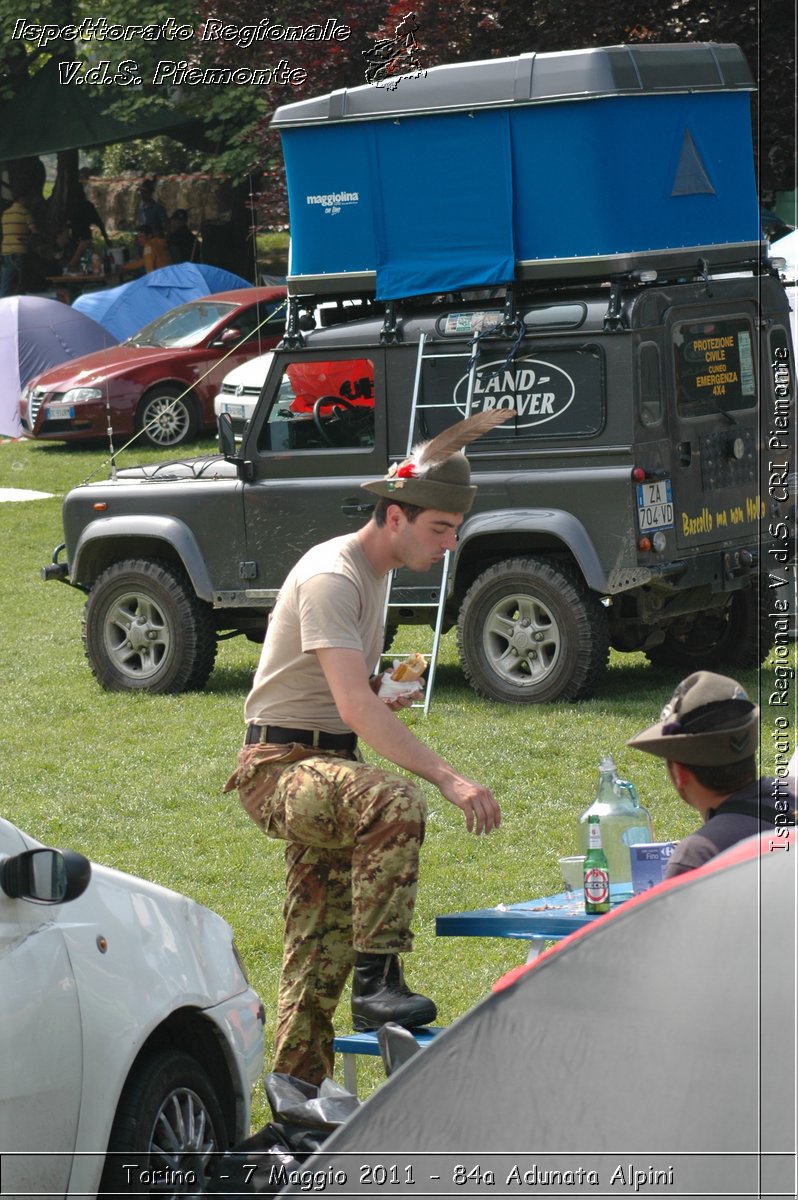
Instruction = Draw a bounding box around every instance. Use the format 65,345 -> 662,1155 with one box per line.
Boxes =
558,855 -> 586,899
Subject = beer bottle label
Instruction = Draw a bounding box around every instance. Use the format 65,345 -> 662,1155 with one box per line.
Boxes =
584,866 -> 610,905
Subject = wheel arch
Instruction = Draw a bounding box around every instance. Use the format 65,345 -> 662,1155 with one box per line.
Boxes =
116,1008 -> 244,1146
71,517 -> 215,601
452,509 -> 610,603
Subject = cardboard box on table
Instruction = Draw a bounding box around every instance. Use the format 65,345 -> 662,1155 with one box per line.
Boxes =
631,842 -> 679,893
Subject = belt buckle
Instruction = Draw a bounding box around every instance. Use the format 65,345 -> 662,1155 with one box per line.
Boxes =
311,730 -> 322,748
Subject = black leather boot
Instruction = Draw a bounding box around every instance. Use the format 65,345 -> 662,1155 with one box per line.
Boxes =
351,952 -> 437,1032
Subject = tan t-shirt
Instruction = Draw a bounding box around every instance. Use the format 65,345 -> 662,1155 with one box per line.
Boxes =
244,533 -> 388,734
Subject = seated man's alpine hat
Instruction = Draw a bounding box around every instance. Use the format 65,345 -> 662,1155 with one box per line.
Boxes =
627,670 -> 759,766
362,409 -> 514,514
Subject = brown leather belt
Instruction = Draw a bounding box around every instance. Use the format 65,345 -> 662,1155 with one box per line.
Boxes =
245,724 -> 357,754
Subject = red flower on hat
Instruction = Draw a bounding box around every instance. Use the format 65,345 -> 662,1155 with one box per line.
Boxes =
395,462 -> 417,478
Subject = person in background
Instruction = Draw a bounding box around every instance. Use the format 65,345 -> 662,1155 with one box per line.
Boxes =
0,188 -> 36,298
121,224 -> 171,275
166,209 -> 198,263
136,179 -> 168,238
73,169 -> 111,249
627,670 -> 795,878
59,220 -> 92,273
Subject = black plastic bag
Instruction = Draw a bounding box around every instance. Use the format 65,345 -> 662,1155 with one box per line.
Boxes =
206,1073 -> 361,1196
205,1123 -> 304,1196
264,1072 -> 360,1134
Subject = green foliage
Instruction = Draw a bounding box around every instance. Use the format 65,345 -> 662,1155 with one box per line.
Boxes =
0,435 -> 789,1116
101,135 -> 204,176
1,0 -> 793,196
256,231 -> 290,274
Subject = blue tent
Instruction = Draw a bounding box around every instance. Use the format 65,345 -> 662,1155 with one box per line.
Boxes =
72,263 -> 252,341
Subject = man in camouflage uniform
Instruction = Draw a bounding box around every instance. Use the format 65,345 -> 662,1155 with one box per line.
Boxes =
226,412 -> 509,1085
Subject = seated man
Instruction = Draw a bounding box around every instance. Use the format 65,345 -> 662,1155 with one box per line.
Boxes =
122,224 -> 171,275
627,670 -> 794,878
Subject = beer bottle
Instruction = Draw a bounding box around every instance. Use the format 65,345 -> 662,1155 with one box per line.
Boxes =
583,814 -> 610,914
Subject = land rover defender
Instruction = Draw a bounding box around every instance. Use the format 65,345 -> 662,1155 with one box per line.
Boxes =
42,44 -> 795,702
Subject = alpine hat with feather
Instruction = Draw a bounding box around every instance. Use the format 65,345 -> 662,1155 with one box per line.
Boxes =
363,409 -> 515,513
626,670 -> 759,766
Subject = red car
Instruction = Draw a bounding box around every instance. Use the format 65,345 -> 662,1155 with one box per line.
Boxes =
19,287 -> 286,449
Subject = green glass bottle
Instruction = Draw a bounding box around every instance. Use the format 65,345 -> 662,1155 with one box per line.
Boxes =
583,814 -> 610,914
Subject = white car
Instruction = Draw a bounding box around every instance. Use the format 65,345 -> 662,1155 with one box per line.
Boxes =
213,301 -> 367,436
0,817 -> 265,1198
214,350 -> 273,436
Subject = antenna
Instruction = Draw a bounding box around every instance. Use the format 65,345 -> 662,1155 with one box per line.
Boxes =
104,389 -> 117,479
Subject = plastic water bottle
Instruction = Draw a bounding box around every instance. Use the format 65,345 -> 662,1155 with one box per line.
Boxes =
577,754 -> 653,886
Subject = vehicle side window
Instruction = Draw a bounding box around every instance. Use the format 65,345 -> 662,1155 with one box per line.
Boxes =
258,358 -> 376,452
638,341 -> 663,427
218,305 -> 270,345
673,317 -> 756,418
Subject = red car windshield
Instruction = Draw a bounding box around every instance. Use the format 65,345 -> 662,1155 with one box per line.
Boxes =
126,301 -> 239,349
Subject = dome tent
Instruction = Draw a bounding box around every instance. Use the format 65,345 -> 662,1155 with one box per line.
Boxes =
0,296 -> 118,437
277,831 -> 795,1200
72,263 -> 252,342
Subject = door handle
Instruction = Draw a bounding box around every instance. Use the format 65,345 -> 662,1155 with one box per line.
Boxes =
341,498 -> 375,517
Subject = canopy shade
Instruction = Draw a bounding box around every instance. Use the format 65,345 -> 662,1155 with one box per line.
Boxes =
0,57 -> 197,162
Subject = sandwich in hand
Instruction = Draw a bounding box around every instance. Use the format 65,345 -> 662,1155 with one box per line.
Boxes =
377,652 -> 428,700
390,652 -> 428,682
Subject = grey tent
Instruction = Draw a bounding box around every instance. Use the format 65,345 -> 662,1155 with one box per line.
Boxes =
0,295 -> 118,436
280,831 -> 796,1200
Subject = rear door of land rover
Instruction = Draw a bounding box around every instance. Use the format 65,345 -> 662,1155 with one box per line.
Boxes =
665,294 -> 767,565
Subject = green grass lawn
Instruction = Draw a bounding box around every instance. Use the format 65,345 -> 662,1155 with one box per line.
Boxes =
0,434 -> 790,1118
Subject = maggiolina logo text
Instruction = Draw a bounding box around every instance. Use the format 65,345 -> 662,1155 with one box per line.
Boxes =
305,191 -> 359,206
454,357 -> 575,428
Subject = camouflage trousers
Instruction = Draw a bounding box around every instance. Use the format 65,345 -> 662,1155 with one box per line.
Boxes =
225,742 -> 427,1085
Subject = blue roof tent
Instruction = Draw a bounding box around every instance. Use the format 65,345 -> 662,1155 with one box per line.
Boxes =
272,43 -> 761,300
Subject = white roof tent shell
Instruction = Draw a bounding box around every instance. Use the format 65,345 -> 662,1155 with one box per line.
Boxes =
272,43 -> 761,300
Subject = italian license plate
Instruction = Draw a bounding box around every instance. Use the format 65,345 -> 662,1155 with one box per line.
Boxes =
221,403 -> 246,419
48,404 -> 75,420
637,479 -> 674,532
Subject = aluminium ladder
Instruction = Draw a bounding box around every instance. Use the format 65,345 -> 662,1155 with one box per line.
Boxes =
380,330 -> 484,714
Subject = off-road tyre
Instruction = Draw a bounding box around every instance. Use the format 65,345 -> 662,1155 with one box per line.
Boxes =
82,558 -> 217,693
456,556 -> 609,703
